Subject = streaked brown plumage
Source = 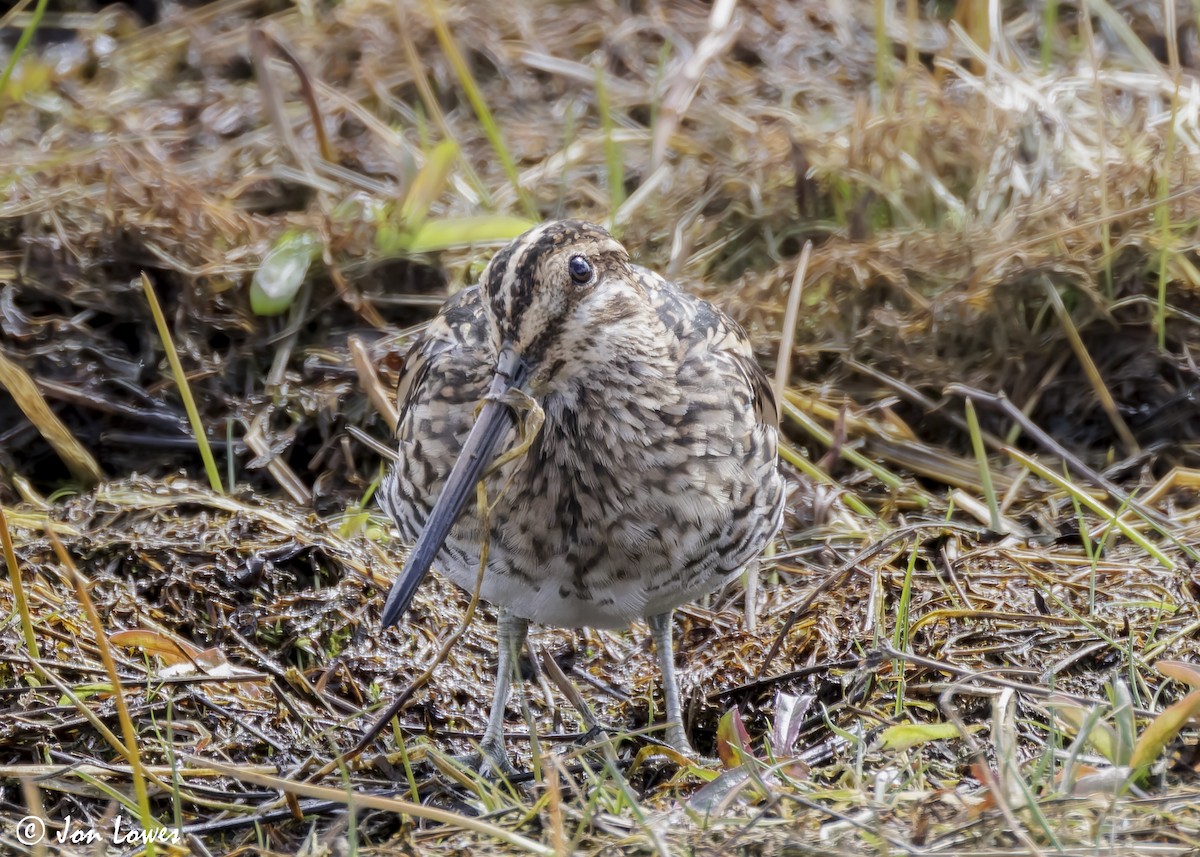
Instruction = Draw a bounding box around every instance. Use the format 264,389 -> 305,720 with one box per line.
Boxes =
379,220 -> 784,771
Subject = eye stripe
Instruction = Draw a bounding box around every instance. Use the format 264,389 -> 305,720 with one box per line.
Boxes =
482,221 -> 628,339
502,222 -> 579,313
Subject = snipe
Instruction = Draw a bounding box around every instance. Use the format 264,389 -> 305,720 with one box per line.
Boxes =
379,220 -> 784,772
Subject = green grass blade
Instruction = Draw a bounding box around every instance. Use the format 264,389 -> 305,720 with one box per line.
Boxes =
1004,447 -> 1171,569
0,0 -> 48,99
141,274 -> 224,495
422,0 -> 538,219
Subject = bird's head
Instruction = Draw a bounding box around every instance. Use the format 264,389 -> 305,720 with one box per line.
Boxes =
380,220 -> 648,626
477,220 -> 643,395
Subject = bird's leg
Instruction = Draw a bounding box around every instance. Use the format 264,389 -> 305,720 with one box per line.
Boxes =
456,391 -> 537,777
647,610 -> 696,755
476,609 -> 530,775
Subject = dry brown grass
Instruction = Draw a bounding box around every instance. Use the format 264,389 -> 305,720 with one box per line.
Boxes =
2,0 -> 1200,853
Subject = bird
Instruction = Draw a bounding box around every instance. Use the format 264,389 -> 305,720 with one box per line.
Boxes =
378,220 -> 784,773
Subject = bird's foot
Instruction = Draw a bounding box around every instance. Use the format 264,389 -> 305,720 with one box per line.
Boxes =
576,720 -> 708,764
653,724 -> 718,765
451,739 -> 519,779
575,723 -> 611,747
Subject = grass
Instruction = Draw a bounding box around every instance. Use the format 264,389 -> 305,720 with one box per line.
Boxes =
0,0 -> 1199,854
49,532 -> 159,855
141,273 -> 224,495
421,0 -> 538,220
0,0 -> 47,97
0,503 -> 38,668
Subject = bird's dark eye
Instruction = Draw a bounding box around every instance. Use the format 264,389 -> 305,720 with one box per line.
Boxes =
568,255 -> 593,285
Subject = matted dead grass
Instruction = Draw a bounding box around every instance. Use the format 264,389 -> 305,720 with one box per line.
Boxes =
2,0 -> 1200,854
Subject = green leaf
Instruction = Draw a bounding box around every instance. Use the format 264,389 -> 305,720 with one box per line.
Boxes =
880,721 -> 966,751
1050,697 -> 1120,763
401,215 -> 534,254
1129,689 -> 1200,776
399,140 -> 458,232
250,229 -> 321,316
61,683 -> 113,703
1111,679 -> 1136,767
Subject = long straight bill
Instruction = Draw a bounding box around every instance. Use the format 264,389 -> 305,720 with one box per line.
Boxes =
380,354 -> 522,627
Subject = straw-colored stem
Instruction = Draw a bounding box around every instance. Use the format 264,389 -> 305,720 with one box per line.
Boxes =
49,531 -> 159,853
0,503 -> 40,672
